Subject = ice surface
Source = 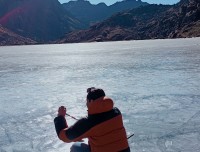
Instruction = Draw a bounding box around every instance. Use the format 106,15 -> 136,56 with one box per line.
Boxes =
0,38 -> 200,152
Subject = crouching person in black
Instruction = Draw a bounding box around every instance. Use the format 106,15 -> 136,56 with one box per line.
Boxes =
54,87 -> 130,152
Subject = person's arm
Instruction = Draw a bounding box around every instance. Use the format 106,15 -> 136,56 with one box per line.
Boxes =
54,115 -> 68,138
54,106 -> 90,143
54,106 -> 69,140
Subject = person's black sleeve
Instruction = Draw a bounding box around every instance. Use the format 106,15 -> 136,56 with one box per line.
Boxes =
54,116 -> 68,137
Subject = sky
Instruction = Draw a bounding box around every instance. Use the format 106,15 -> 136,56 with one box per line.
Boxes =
58,0 -> 180,6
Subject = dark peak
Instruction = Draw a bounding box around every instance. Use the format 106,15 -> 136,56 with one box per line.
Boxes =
179,0 -> 189,4
123,0 -> 143,2
97,2 -> 107,6
66,0 -> 91,5
123,0 -> 136,1
113,0 -> 147,6
121,0 -> 140,2
76,0 -> 89,3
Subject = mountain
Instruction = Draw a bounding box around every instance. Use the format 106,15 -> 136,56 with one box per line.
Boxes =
62,0 -> 148,27
0,0 -> 82,42
59,0 -> 200,43
109,0 -> 148,13
0,25 -> 36,45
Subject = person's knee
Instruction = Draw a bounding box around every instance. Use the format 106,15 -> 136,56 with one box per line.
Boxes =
70,143 -> 80,152
70,142 -> 90,152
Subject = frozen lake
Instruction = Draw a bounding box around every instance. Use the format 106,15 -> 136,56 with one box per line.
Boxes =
0,38 -> 200,152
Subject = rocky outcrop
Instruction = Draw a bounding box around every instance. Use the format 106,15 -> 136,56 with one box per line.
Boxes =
0,25 -> 36,45
171,0 -> 200,37
59,0 -> 200,43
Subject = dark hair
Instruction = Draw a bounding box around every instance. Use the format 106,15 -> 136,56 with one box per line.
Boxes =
87,87 -> 105,102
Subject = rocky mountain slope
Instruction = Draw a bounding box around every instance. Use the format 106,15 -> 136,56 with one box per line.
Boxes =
59,0 -> 200,43
63,0 -> 148,27
0,25 -> 36,45
0,0 -> 82,42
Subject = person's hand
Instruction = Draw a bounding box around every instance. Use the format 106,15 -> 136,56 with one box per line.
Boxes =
57,106 -> 66,117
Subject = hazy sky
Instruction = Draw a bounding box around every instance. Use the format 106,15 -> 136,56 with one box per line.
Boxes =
58,0 -> 180,6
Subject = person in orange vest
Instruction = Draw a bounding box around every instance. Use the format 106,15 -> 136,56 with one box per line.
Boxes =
54,87 -> 130,152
